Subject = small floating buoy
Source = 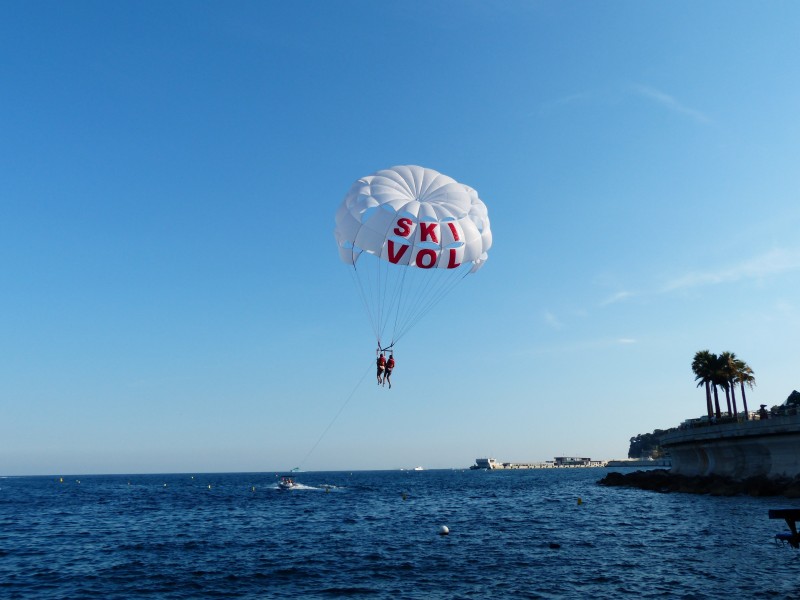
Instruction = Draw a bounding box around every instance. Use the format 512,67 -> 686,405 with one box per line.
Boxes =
251,486 -> 256,492
402,492 -> 408,501
59,477 -> 63,483
163,483 -> 167,487
208,484 -> 212,489
439,525 -> 449,536
577,497 -> 583,506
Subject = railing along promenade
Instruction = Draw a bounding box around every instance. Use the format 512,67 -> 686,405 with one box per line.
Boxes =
677,407 -> 799,431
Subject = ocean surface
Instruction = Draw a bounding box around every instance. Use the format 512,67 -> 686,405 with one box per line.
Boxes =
1,468 -> 798,599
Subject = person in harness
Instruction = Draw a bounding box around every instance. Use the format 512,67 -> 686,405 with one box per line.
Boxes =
383,354 -> 395,389
376,352 -> 386,385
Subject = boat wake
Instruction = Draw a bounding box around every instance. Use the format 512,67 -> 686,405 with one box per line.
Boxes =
272,483 -> 340,492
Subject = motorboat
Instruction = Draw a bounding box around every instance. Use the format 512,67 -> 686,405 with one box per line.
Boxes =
278,476 -> 297,491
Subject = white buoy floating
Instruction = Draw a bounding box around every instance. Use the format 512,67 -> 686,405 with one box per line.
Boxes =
439,525 -> 449,536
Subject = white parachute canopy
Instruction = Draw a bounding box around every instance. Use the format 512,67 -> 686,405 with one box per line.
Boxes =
334,165 -> 492,349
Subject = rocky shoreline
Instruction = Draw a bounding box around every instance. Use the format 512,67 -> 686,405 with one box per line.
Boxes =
598,469 -> 800,498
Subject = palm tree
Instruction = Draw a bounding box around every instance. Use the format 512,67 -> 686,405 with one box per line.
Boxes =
692,350 -> 716,419
711,353 -> 732,417
692,350 -> 757,421
734,359 -> 756,418
720,351 -> 739,417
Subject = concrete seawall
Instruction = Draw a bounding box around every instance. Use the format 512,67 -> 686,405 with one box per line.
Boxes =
661,413 -> 800,479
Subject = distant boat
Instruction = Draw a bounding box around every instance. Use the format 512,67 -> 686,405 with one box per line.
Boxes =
413,466 -> 424,471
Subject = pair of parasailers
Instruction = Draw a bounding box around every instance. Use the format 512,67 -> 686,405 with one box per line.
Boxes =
376,353 -> 395,388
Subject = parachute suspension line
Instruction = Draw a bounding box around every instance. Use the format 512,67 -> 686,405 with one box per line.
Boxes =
388,266 -> 429,345
375,250 -> 384,344
417,274 -> 465,331
348,248 -> 475,350
296,362 -> 373,471
392,266 -> 471,345
378,253 -> 393,343
415,265 -> 470,321
355,251 -> 396,346
376,252 -> 403,346
402,260 -> 446,329
391,265 -> 429,341
368,251 -> 388,347
349,252 -> 405,349
348,263 -> 381,343
373,217 -> 404,347
386,260 -> 412,350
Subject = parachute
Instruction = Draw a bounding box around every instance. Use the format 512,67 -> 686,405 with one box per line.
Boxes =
334,165 -> 492,351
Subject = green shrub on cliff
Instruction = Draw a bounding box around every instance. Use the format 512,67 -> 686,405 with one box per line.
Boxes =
628,430 -> 672,459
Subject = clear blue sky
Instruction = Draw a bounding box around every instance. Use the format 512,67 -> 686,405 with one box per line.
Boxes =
3,1 -> 799,475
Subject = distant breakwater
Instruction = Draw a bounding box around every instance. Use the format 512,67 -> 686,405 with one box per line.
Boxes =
598,469 -> 800,498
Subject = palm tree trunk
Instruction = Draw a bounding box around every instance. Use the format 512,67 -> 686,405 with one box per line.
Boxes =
740,381 -> 749,419
725,388 -> 732,416
713,386 -> 721,419
730,379 -> 738,417
705,381 -> 713,418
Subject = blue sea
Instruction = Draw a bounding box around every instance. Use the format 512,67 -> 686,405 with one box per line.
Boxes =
1,469 -> 798,599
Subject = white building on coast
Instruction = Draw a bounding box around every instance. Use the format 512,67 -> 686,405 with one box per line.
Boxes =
471,457 -> 606,470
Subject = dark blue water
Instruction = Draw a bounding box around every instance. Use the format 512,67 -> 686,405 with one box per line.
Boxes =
1,469 -> 798,599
